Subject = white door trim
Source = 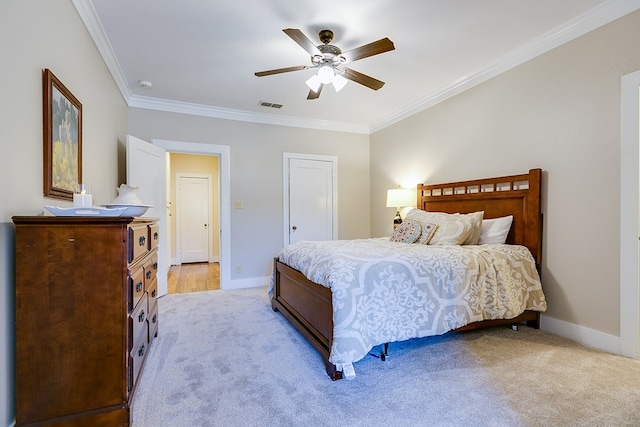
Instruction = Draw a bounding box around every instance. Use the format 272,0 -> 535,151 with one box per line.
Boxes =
175,173 -> 214,264
152,139 -> 231,290
620,69 -> 640,358
283,152 -> 338,246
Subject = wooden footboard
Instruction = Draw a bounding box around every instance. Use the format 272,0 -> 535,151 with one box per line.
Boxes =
271,258 -> 342,380
272,258 -> 540,380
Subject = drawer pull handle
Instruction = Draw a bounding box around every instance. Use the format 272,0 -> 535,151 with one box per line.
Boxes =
139,236 -> 146,247
138,344 -> 145,357
138,310 -> 145,323
153,232 -> 159,240
153,262 -> 158,270
146,270 -> 152,280
151,289 -> 156,297
135,281 -> 143,293
152,314 -> 157,324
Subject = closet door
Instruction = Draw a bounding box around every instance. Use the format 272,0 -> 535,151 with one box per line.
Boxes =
284,154 -> 337,245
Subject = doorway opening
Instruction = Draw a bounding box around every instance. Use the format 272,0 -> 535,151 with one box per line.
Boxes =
152,139 -> 231,290
169,158 -> 219,295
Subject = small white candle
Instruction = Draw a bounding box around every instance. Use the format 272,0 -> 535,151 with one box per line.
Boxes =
73,193 -> 93,207
73,184 -> 93,207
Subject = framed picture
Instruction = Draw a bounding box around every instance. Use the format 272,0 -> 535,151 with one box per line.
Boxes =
43,68 -> 82,200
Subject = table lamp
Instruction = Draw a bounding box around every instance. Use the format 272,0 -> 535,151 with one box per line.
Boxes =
386,188 -> 416,227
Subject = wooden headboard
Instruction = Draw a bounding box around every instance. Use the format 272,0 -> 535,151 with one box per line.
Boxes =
417,168 -> 542,266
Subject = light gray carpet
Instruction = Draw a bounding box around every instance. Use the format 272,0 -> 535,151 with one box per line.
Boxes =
132,287 -> 640,427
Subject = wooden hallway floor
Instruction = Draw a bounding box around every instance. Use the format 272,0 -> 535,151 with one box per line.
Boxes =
167,262 -> 220,294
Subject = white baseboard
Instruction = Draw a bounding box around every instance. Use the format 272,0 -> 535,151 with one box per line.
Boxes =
541,315 -> 621,355
223,275 -> 270,290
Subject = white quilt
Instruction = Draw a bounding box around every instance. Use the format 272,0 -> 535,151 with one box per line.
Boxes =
273,238 -> 547,374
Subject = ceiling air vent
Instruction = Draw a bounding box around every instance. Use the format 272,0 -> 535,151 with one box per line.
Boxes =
259,101 -> 283,109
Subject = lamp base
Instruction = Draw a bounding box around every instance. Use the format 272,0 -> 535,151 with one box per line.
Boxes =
393,211 -> 402,228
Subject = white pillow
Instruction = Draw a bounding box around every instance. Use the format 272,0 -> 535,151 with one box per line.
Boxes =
405,209 -> 482,245
478,215 -> 513,244
461,211 -> 484,245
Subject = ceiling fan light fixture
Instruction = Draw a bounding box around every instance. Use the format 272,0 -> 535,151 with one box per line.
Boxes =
317,64 -> 334,84
305,74 -> 322,92
255,28 -> 394,99
332,73 -> 348,92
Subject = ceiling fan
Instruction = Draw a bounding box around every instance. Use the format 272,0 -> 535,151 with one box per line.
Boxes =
255,28 -> 395,100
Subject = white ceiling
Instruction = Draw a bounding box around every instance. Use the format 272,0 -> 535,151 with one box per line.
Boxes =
75,0 -> 639,134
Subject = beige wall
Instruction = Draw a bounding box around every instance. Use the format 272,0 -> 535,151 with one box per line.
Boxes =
169,153 -> 221,262
1,3 -> 370,422
3,1 -> 639,425
1,1 -> 129,424
371,11 -> 640,338
127,109 -> 371,280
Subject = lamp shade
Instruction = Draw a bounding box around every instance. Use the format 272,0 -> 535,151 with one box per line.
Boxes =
332,73 -> 348,92
386,188 -> 416,208
305,74 -> 321,92
317,64 -> 334,84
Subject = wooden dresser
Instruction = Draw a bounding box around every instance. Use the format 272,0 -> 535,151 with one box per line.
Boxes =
12,216 -> 160,426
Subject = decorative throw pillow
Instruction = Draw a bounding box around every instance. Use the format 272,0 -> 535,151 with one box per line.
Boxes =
390,219 -> 422,243
418,222 -> 439,245
404,209 -> 448,244
478,215 -> 513,244
405,209 -> 482,245
462,211 -> 484,245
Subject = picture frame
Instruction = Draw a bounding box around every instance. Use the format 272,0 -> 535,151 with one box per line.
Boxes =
43,68 -> 82,200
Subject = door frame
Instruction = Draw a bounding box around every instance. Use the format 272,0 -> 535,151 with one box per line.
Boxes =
283,152 -> 338,246
175,173 -> 214,264
153,139 -> 231,290
620,69 -> 640,358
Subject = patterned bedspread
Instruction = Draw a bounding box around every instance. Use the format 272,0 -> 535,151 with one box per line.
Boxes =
273,238 -> 547,375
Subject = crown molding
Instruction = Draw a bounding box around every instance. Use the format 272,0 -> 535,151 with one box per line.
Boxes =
127,95 -> 369,134
72,0 -> 132,101
369,0 -> 640,133
72,0 -> 368,134
75,0 -> 639,136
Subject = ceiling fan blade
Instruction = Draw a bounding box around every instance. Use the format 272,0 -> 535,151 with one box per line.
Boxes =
283,28 -> 323,57
342,68 -> 385,90
342,38 -> 395,63
307,84 -> 323,100
255,65 -> 308,77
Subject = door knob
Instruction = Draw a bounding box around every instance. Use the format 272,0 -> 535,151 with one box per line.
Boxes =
292,226 -> 297,230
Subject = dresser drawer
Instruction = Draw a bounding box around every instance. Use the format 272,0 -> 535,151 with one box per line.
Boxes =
129,266 -> 145,311
148,298 -> 159,343
147,276 -> 158,305
130,327 -> 149,390
130,293 -> 148,345
143,253 -> 158,286
129,224 -> 150,262
149,224 -> 160,251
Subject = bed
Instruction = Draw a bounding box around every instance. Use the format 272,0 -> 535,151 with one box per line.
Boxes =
271,168 -> 546,380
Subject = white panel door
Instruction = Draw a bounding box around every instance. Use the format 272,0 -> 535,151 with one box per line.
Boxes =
178,175 -> 210,263
126,135 -> 168,296
288,157 -> 335,244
